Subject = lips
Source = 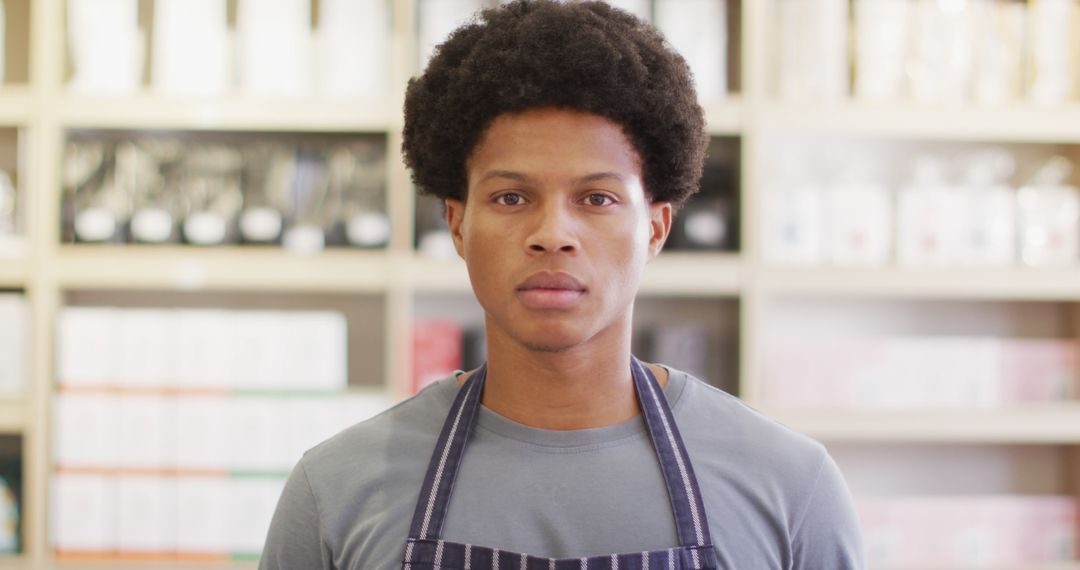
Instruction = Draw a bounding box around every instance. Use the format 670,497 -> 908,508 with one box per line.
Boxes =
516,272 -> 587,310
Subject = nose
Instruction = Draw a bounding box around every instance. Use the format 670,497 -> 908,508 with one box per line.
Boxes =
525,201 -> 579,254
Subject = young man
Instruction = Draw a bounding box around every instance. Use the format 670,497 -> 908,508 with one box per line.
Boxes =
260,1 -> 864,568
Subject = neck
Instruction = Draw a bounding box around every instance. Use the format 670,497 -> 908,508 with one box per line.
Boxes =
467,314 -> 661,431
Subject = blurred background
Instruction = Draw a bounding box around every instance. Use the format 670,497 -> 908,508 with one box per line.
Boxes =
0,0 -> 1077,567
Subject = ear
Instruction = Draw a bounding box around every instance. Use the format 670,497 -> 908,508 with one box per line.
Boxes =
444,198 -> 467,259
647,201 -> 672,259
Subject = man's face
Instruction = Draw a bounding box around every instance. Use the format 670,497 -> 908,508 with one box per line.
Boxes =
446,108 -> 671,353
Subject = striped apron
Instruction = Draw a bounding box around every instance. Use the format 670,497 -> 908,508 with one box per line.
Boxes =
401,356 -> 719,569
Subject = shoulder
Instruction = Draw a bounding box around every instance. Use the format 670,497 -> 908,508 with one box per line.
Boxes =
667,367 -> 830,495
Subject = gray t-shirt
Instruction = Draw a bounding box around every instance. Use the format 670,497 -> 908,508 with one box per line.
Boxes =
259,367 -> 864,569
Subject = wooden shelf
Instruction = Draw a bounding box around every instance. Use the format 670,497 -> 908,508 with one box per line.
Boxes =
0,260 -> 27,289
759,101 -> 1080,143
760,266 -> 1080,301
58,93 -> 397,132
0,399 -> 25,435
53,246 -> 391,292
0,88 -> 34,126
769,404 -> 1080,443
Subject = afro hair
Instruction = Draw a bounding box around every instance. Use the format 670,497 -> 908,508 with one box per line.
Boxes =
401,0 -> 708,208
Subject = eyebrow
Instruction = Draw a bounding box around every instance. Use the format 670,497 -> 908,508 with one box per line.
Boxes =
477,170 -> 627,185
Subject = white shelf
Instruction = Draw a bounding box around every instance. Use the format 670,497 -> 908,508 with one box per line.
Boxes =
0,88 -> 34,126
759,101 -> 1080,143
0,260 -> 27,288
769,404 -> 1080,443
53,246 -> 391,292
58,93 -> 397,132
759,266 -> 1080,301
642,252 -> 742,296
0,399 -> 25,434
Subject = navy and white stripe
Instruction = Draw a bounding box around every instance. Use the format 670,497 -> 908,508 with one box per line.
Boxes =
401,357 -> 719,569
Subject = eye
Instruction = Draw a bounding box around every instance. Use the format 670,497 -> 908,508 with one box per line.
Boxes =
584,193 -> 616,207
494,192 -> 525,206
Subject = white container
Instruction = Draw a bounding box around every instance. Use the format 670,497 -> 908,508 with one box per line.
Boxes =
777,0 -> 849,101
655,0 -> 727,100
1018,157 -> 1080,266
957,151 -> 1017,266
972,0 -> 1026,105
764,184 -> 824,265
56,307 -> 119,387
53,393 -> 121,467
236,0 -> 311,96
895,158 -> 964,267
316,0 -> 391,98
116,476 -> 176,552
152,0 -> 229,95
175,477 -> 231,553
909,0 -> 975,103
853,0 -> 912,101
1028,0 -> 1080,104
66,0 -> 143,94
824,183 -> 892,266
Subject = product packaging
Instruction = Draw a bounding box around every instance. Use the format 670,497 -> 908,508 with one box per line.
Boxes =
909,0 -> 975,102
957,150 -> 1016,266
823,172 -> 892,266
152,0 -> 229,96
236,0 -> 311,96
895,157 -> 963,267
316,0 -> 391,98
655,0 -> 727,100
853,0 -> 912,101
66,0 -> 143,94
1028,0 -> 1080,104
777,0 -> 849,101
972,0 -> 1027,105
1017,156 -> 1080,266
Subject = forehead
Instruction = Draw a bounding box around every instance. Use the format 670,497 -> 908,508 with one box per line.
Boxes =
467,108 -> 643,184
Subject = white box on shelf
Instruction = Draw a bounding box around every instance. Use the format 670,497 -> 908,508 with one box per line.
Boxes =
654,0 -> 727,100
853,0 -> 911,101
227,477 -> 287,555
316,0 -> 391,98
116,309 -> 172,388
152,0 -> 230,96
175,309 -> 233,389
823,183 -> 892,266
231,311 -> 290,391
175,476 -> 231,553
236,0 -> 311,97
282,311 -> 348,392
174,396 -> 231,471
776,0 -> 848,101
54,393 -> 121,468
117,395 -> 174,469
51,474 -> 117,553
228,397 -> 292,471
0,295 -> 28,395
65,0 -> 143,94
57,307 -> 119,387
116,475 -> 176,552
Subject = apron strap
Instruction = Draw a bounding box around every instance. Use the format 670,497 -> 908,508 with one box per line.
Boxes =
630,357 -> 713,548
406,358 -> 712,549
407,363 -> 487,540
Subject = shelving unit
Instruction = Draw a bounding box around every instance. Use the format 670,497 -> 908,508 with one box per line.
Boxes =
1,0 -> 1077,568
